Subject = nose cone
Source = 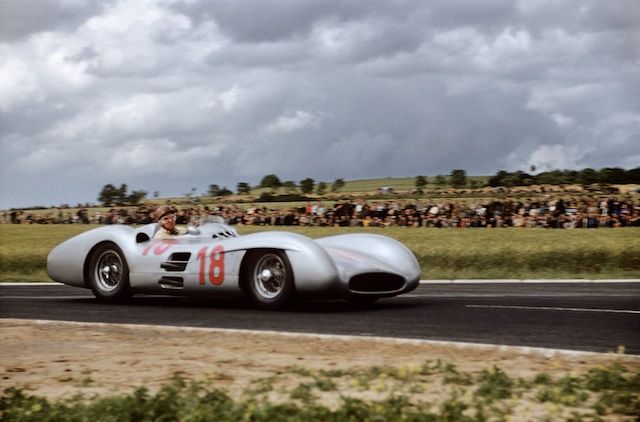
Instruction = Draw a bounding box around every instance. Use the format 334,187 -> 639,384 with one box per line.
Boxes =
46,240 -> 85,286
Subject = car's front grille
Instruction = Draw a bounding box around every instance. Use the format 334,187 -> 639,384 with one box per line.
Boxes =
349,273 -> 405,293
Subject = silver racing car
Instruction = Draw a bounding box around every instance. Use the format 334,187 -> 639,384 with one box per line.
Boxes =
47,222 -> 421,309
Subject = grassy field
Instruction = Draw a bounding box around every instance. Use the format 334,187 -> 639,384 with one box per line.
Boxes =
335,175 -> 491,192
241,226 -> 640,279
248,175 -> 492,197
1,224 -> 638,281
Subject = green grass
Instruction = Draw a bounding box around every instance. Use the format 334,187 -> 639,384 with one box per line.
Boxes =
336,176 -> 490,192
0,225 -> 98,281
240,226 -> 640,280
247,175 -> 492,197
1,225 -> 639,282
1,362 -> 638,420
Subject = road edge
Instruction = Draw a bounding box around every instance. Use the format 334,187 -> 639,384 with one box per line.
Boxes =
2,279 -> 640,286
2,318 -> 638,360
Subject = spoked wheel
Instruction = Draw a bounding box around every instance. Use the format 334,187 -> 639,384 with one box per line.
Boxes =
245,250 -> 294,310
88,243 -> 131,302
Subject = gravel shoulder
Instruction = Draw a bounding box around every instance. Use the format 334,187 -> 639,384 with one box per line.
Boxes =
2,318 -> 638,402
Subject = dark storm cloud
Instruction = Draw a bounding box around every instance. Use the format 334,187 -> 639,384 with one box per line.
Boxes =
0,0 -> 638,209
0,0 -> 110,40
171,0 -> 419,42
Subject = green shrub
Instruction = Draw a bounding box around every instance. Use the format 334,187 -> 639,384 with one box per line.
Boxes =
2,363 -> 640,421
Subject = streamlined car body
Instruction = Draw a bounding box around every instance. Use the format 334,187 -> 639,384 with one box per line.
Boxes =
47,223 -> 421,309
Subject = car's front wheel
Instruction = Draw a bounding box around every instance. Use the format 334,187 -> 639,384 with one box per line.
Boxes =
88,243 -> 131,302
244,250 -> 294,310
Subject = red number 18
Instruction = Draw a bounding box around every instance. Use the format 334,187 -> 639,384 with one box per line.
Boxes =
197,245 -> 225,285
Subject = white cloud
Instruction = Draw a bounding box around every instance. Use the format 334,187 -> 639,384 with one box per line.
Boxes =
526,83 -> 603,119
200,85 -> 243,111
526,144 -> 583,171
0,58 -> 42,112
473,27 -> 532,71
265,110 -> 322,133
551,113 -> 574,128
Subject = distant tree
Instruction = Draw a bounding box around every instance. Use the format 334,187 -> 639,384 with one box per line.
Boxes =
98,184 -> 118,206
236,182 -> 251,195
153,191 -> 159,198
116,184 -> 128,205
299,178 -> 315,194
576,168 -> 599,185
627,167 -> 640,183
208,184 -> 222,196
450,169 -> 467,188
513,170 -> 534,185
208,184 -> 232,197
282,181 -> 298,194
434,175 -> 447,187
316,182 -> 327,195
487,166 -> 639,188
415,175 -> 427,190
598,167 -> 626,184
488,170 -> 508,187
501,175 -> 520,188
98,183 -> 146,206
468,179 -> 483,189
536,170 -> 568,185
127,190 -> 147,205
260,174 -> 281,189
331,178 -> 346,192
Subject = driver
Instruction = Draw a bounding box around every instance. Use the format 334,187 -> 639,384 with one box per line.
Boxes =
153,205 -> 187,239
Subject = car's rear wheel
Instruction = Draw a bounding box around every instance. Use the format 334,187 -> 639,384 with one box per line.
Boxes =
245,250 -> 294,310
88,243 -> 131,302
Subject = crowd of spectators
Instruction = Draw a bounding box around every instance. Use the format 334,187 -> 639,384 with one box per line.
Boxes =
4,195 -> 639,229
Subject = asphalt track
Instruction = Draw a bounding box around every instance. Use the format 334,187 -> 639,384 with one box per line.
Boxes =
1,282 -> 639,355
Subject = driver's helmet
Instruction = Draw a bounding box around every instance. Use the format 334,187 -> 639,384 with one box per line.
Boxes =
154,205 -> 176,221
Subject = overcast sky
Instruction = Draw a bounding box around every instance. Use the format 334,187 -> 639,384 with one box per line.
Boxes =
1,0 -> 638,209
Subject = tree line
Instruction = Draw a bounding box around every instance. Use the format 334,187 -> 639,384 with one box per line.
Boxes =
96,166 -> 639,206
487,167 -> 640,188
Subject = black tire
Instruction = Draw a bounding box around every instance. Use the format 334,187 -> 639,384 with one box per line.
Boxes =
244,250 -> 295,310
88,243 -> 131,302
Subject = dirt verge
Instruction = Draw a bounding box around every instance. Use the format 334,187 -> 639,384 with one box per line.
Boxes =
2,318 -> 638,403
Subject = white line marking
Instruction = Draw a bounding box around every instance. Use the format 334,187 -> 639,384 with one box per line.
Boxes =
406,293 -> 637,298
466,305 -> 640,314
0,296 -> 92,300
422,279 -> 640,284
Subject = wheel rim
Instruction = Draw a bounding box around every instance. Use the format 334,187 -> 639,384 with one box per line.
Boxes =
253,253 -> 287,299
94,250 -> 123,293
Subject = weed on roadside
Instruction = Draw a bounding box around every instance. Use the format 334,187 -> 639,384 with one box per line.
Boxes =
1,362 -> 638,421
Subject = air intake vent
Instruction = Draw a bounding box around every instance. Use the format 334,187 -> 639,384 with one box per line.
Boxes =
161,252 -> 191,272
349,273 -> 405,293
159,276 -> 184,289
170,252 -> 191,261
211,231 -> 237,239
